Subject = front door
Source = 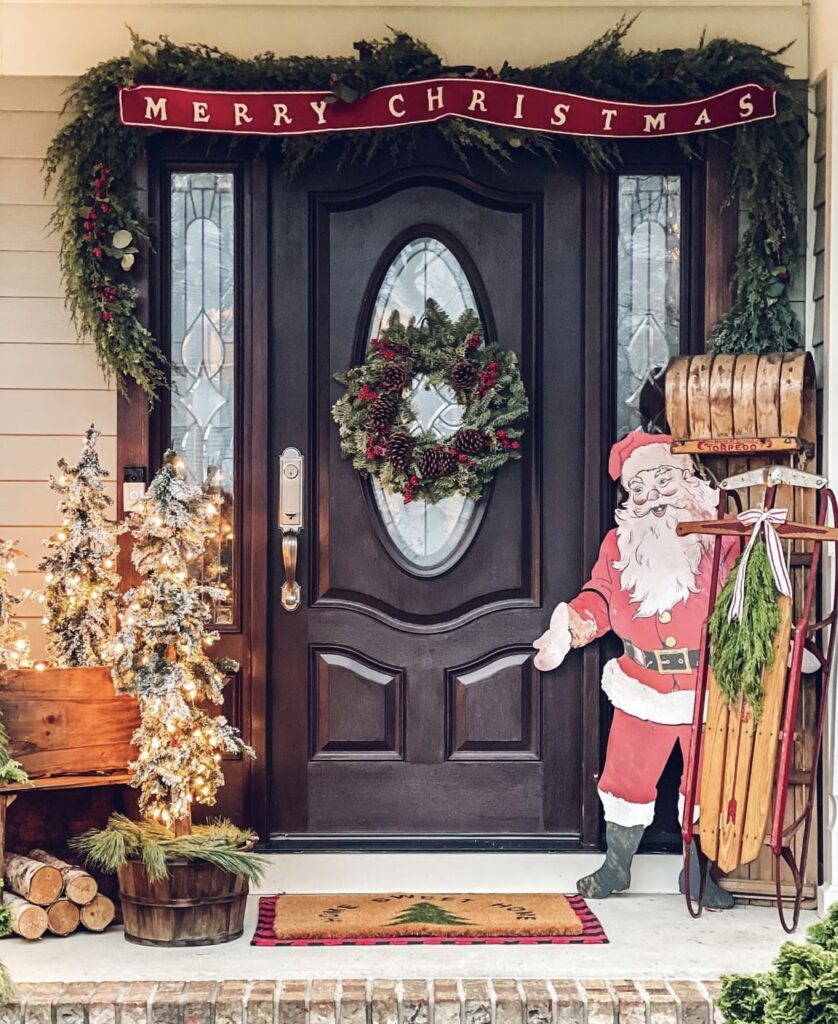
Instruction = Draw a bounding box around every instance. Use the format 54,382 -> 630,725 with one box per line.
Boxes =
270,145 -> 598,841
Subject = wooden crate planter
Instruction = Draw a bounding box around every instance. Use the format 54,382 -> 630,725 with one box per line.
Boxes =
664,352 -> 816,456
0,666 -> 139,781
117,858 -> 249,946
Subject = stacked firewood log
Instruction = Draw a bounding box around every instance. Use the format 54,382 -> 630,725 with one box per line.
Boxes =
3,850 -> 115,940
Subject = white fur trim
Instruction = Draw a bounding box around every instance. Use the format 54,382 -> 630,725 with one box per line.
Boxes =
601,658 -> 696,725
678,793 -> 701,825
533,603 -> 572,672
599,788 -> 656,828
621,443 -> 693,486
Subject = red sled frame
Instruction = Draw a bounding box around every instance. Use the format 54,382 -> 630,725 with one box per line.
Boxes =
680,484 -> 838,931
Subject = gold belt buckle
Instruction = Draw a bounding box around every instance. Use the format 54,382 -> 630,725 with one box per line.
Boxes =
653,647 -> 692,674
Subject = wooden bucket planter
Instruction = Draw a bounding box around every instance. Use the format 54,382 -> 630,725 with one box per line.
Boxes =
664,352 -> 815,456
117,858 -> 249,946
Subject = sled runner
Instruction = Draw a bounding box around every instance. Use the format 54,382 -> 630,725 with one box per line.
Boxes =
679,464 -> 838,931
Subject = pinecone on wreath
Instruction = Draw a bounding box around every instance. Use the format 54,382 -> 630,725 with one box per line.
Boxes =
370,393 -> 399,431
454,429 -> 488,456
419,445 -> 457,479
385,433 -> 415,470
449,359 -> 478,392
379,364 -> 410,392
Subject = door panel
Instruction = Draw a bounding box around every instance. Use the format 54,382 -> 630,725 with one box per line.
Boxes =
271,148 -> 592,840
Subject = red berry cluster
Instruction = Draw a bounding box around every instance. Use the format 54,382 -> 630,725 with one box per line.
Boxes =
403,474 -> 420,505
83,165 -> 121,322
477,360 -> 499,396
358,383 -> 380,402
365,435 -> 386,460
466,332 -> 481,352
370,337 -> 398,361
496,430 -> 520,451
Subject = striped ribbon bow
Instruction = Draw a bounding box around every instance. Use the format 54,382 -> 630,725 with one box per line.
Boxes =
728,507 -> 793,623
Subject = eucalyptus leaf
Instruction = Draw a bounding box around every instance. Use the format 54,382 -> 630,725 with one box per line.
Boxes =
112,229 -> 133,249
121,253 -> 136,271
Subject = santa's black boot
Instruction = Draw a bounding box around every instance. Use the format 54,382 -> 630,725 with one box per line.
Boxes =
576,823 -> 645,899
679,840 -> 735,910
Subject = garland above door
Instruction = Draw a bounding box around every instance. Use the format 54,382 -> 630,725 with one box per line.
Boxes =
44,20 -> 806,399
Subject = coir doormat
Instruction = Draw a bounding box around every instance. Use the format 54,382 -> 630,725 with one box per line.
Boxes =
252,892 -> 607,946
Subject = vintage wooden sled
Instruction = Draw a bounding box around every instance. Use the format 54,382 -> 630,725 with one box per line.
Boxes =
679,464 -> 838,931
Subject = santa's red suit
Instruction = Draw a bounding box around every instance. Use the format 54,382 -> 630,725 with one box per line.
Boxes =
534,431 -> 735,831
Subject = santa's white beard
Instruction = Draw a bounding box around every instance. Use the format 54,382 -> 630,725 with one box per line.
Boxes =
614,480 -> 718,618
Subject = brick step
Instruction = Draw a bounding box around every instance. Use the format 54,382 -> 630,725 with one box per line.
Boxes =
3,979 -> 722,1024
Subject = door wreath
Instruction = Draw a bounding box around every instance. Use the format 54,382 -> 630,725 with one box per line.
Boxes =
332,300 -> 528,505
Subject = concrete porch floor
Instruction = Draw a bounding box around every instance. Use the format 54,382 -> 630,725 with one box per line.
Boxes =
0,895 -> 813,983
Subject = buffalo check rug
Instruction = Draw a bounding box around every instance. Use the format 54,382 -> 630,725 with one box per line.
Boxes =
252,892 -> 608,946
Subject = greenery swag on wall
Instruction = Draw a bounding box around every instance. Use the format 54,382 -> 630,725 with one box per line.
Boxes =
44,21 -> 806,399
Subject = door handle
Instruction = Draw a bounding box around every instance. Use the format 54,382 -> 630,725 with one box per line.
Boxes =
279,447 -> 304,612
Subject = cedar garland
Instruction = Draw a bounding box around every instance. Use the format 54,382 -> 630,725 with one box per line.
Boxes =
708,539 -> 781,718
43,22 -> 806,399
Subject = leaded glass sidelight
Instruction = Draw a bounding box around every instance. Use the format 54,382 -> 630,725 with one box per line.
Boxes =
169,171 -> 236,623
616,174 -> 682,436
369,237 -> 480,572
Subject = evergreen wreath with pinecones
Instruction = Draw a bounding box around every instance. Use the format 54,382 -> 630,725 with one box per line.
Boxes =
332,300 -> 528,505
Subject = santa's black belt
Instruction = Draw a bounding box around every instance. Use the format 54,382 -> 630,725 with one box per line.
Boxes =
623,640 -> 699,674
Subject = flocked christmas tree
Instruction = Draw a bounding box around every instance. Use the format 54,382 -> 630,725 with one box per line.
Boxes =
0,541 -> 31,786
38,425 -> 121,666
0,540 -> 32,672
111,450 -> 251,832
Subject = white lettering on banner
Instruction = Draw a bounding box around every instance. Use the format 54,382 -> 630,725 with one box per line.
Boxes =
144,96 -> 168,122
309,99 -> 329,125
468,89 -> 487,113
643,112 -> 667,133
233,103 -> 253,126
694,107 -> 711,126
739,92 -> 754,118
388,93 -> 406,118
426,85 -> 444,112
551,103 -> 570,127
192,102 -> 210,124
602,108 -> 618,131
273,104 -> 292,126
514,93 -> 525,120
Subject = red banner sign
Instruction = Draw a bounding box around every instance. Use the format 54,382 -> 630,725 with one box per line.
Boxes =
118,77 -> 776,139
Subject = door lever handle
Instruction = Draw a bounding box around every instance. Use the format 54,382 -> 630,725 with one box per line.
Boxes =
281,529 -> 301,612
279,447 -> 304,612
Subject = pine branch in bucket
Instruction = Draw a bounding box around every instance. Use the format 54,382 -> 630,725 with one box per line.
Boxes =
72,814 -> 265,884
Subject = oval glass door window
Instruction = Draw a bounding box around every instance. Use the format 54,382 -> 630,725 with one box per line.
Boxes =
369,237 -> 482,573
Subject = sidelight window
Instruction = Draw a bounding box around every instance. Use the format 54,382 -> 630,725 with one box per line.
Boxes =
369,236 -> 480,573
615,174 -> 682,436
168,170 -> 237,624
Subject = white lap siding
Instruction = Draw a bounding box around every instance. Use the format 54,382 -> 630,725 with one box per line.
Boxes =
0,77 -> 117,659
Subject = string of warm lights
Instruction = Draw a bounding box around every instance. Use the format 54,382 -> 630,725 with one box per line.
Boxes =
110,449 -> 251,829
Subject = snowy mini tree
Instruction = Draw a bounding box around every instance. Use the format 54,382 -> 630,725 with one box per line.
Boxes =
39,425 -> 120,666
0,540 -> 32,671
112,450 -> 251,831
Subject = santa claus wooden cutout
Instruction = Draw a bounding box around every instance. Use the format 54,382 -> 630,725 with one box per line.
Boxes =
533,431 -> 734,908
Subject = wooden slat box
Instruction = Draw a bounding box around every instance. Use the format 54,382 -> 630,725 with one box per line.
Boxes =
0,667 -> 138,782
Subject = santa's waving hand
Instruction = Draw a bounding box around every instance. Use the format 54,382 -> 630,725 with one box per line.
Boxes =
534,431 -> 736,908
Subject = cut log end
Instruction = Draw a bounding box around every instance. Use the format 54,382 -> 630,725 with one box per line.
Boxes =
5,894 -> 48,941
80,893 -> 115,932
4,854 -> 63,906
46,898 -> 80,936
28,849 -> 98,906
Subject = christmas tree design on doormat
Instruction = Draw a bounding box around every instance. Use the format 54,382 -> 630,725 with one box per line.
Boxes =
386,901 -> 473,928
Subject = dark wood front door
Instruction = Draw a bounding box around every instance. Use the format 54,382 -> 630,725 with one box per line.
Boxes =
270,146 -> 600,842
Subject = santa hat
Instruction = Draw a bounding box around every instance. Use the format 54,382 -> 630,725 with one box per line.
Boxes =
608,430 -> 693,485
